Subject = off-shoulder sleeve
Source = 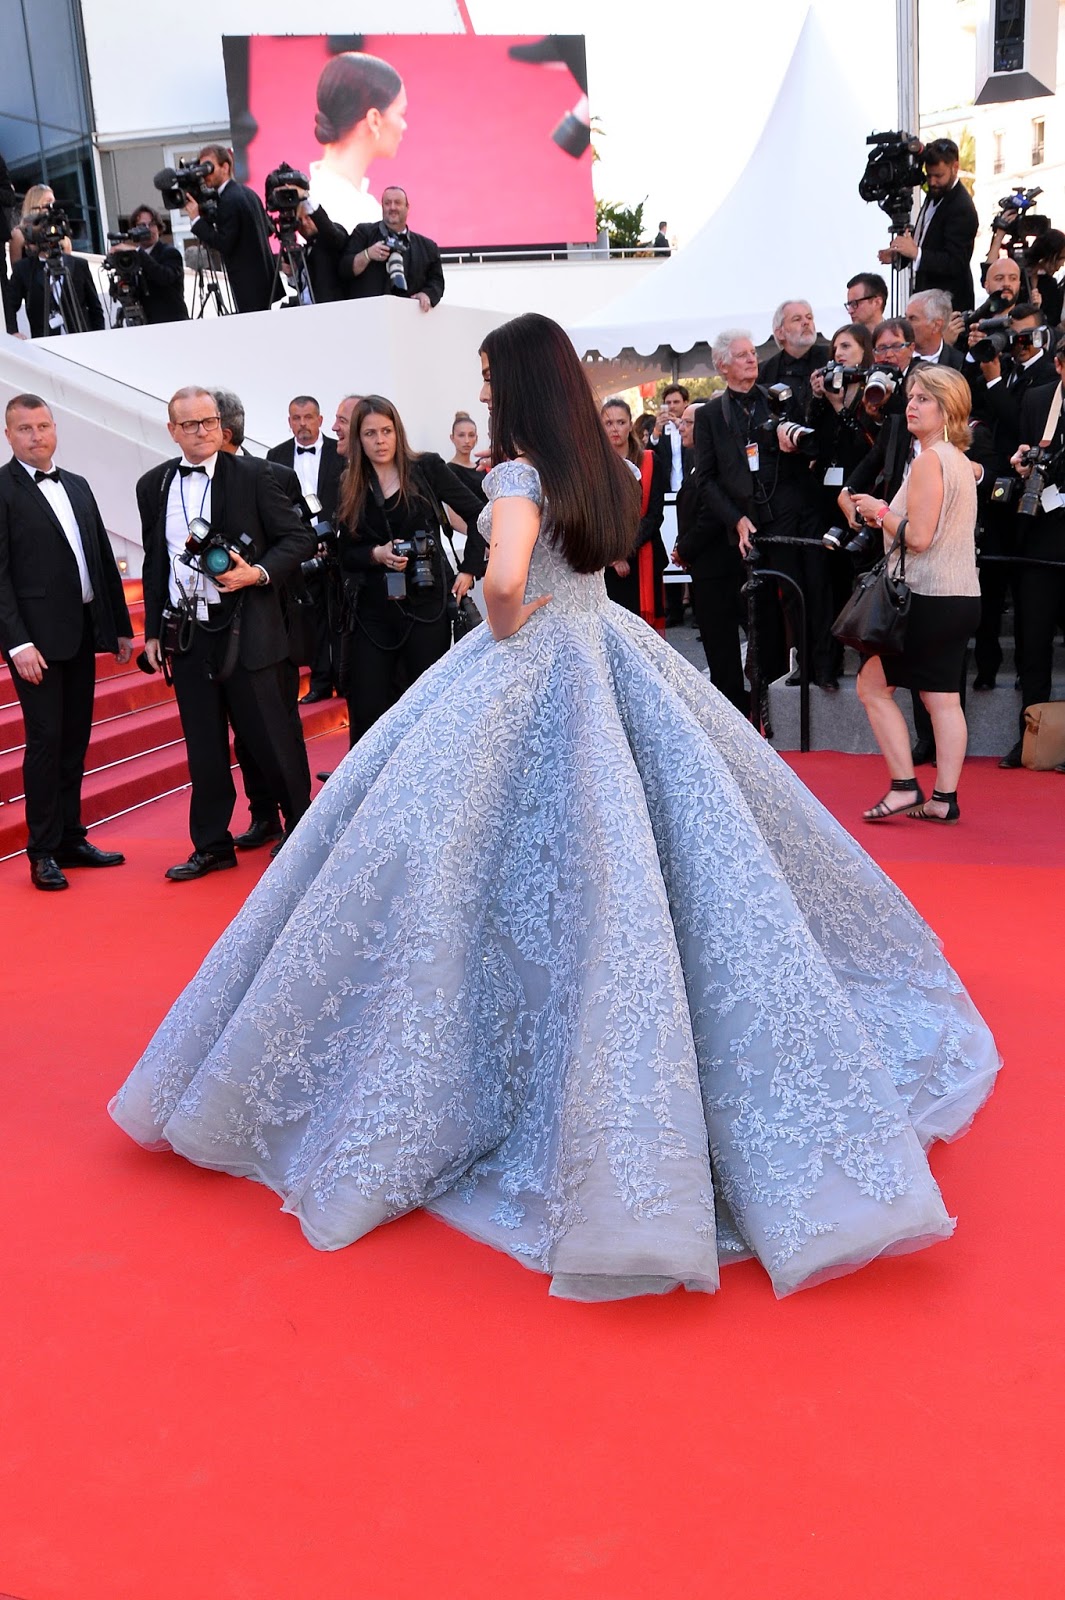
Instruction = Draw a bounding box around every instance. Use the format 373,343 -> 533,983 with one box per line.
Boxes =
483,461 -> 543,505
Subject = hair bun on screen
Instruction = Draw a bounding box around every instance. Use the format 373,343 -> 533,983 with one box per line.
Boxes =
315,53 -> 403,145
314,111 -> 339,144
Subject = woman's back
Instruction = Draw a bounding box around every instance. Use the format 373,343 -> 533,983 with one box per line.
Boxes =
480,460 -> 611,617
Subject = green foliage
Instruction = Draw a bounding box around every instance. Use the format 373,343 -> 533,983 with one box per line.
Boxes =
595,196 -> 647,250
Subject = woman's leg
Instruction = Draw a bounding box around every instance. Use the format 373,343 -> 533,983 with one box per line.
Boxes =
920,690 -> 967,815
857,656 -> 922,814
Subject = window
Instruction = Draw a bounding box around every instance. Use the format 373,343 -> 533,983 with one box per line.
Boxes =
1032,118 -> 1045,167
993,131 -> 1004,176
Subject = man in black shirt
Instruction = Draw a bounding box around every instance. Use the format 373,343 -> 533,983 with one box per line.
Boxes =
108,205 -> 188,324
341,187 -> 444,311
879,138 -> 979,313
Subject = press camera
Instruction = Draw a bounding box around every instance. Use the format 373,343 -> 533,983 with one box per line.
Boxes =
183,517 -> 255,579
153,159 -> 217,216
386,531 -> 436,599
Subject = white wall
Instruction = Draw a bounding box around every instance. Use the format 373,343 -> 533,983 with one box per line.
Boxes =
0,297 -> 506,574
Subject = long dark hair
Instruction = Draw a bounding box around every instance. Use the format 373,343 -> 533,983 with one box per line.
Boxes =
831,321 -> 875,365
480,314 -> 637,571
339,395 -> 420,528
315,54 -> 403,144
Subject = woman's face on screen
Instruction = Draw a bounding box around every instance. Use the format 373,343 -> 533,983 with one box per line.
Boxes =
371,87 -> 408,159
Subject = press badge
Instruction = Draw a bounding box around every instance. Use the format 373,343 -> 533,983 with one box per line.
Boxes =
1041,483 -> 1065,513
746,443 -> 760,472
823,465 -> 845,487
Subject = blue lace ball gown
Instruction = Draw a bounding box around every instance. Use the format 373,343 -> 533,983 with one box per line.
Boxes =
110,462 -> 1000,1302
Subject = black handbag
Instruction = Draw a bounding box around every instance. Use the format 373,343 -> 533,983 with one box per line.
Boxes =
831,520 -> 911,656
447,591 -> 483,641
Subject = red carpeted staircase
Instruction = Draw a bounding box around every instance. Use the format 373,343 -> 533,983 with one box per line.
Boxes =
0,579 -> 347,858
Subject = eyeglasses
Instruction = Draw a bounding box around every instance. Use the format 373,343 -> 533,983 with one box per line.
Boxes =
176,416 -> 220,435
845,294 -> 878,312
874,343 -> 911,356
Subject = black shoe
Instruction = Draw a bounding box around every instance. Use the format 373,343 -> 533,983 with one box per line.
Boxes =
911,737 -> 937,766
784,671 -> 802,686
30,856 -> 68,891
999,740 -> 1024,769
300,688 -> 332,704
972,674 -> 997,691
233,818 -> 283,850
165,850 -> 238,881
269,832 -> 291,860
814,677 -> 840,693
315,771 -> 334,783
54,841 -> 125,868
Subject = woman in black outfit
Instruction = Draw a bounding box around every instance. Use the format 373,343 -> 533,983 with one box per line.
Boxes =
338,395 -> 487,745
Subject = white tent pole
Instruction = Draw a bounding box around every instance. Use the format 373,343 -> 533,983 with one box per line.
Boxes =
895,0 -> 920,305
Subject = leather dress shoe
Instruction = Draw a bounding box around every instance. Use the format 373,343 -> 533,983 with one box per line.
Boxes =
269,832 -> 290,860
30,856 -> 69,891
165,849 -> 238,882
233,818 -> 283,850
999,740 -> 1024,770
300,687 -> 333,704
911,737 -> 937,766
814,677 -> 840,693
315,770 -> 334,783
972,674 -> 997,691
54,841 -> 125,868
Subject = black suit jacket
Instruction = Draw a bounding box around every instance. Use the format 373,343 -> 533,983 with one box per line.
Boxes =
675,459 -> 745,581
131,240 -> 189,323
1015,381 -> 1065,560
0,459 -> 132,663
137,451 -> 314,669
913,181 -> 979,312
266,435 -> 344,521
692,388 -> 773,536
341,224 -> 445,306
8,254 -> 105,337
191,182 -> 275,313
925,341 -> 966,371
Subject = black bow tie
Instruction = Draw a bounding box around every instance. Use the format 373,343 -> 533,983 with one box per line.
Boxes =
296,445 -> 317,455
34,469 -> 60,483
178,464 -> 207,477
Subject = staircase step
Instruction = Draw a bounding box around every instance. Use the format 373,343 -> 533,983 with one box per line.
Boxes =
0,666 -> 175,750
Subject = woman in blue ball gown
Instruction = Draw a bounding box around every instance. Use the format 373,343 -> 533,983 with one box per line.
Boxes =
110,314 -> 1000,1302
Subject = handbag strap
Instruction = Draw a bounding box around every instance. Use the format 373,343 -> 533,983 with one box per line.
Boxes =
885,516 -> 907,580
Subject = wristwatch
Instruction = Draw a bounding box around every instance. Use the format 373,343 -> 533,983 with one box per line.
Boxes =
255,565 -> 269,586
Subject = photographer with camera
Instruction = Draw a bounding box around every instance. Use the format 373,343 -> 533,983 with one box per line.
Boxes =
138,387 -> 315,879
337,395 -> 485,745
0,153 -> 18,335
7,196 -> 104,338
268,395 -> 344,702
907,290 -> 966,369
182,146 -> 275,314
998,338 -> 1065,767
878,139 -> 979,313
105,204 -> 188,325
341,187 -> 443,312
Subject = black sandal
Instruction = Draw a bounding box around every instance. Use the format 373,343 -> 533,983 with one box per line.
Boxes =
863,778 -> 926,823
915,788 -> 960,824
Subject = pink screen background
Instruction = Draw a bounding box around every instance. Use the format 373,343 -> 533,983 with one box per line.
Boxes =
238,34 -> 596,248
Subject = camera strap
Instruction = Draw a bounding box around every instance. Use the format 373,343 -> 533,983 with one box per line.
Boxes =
1039,385 -> 1063,447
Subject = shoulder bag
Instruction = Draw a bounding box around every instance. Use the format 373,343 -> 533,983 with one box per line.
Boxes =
831,518 -> 911,657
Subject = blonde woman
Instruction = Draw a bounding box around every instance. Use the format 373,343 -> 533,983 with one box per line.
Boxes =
9,185 -> 73,264
852,365 -> 980,825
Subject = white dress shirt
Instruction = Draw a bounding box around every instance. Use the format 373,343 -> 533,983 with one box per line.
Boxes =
293,437 -> 322,498
659,420 -> 683,492
166,453 -> 221,615
9,458 -> 93,657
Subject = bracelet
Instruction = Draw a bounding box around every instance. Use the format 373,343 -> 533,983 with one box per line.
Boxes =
363,249 -> 370,265
875,502 -> 890,526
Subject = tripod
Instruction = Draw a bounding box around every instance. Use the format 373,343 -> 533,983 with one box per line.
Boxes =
189,249 -> 232,318
38,251 -> 90,336
270,224 -> 315,308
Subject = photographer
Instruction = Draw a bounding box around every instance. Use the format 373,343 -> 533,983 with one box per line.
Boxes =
138,386 -> 315,879
294,195 -> 351,304
341,187 -> 443,312
879,138 -> 979,312
907,290 -> 965,369
7,201 -> 104,338
184,145 -> 275,314
843,273 -> 888,332
267,395 -> 344,701
107,204 -> 188,324
0,153 -> 17,335
999,340 -> 1065,767
338,395 -> 485,745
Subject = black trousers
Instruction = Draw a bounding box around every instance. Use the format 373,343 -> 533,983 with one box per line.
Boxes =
232,659 -> 310,826
304,566 -> 341,693
170,625 -> 311,855
11,605 -> 96,859
768,497 -> 838,682
689,568 -> 747,713
974,507 -> 1021,682
343,598 -> 451,746
1016,561 -> 1065,730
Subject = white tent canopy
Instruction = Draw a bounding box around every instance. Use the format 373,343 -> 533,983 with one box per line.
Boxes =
571,7 -> 894,359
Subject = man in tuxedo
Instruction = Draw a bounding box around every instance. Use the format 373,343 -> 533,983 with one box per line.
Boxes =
7,244 -> 105,337
649,384 -> 689,495
267,395 -> 343,702
906,290 -> 965,369
341,188 -> 444,311
674,401 -> 746,710
843,272 -> 888,332
880,138 -> 979,313
1002,349 -> 1065,767
0,395 -> 133,889
759,300 -> 837,689
139,386 -> 314,879
108,205 -> 188,324
653,221 -> 670,256
184,146 -> 275,314
213,388 -> 313,853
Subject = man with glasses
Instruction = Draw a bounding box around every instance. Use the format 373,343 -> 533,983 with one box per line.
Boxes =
138,386 -> 314,879
843,273 -> 888,332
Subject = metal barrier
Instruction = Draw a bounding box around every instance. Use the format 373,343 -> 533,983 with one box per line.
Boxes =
742,534 -> 820,751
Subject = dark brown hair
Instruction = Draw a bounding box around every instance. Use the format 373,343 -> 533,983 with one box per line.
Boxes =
338,395 -> 420,527
480,314 -> 637,571
315,54 -> 403,144
830,322 -> 874,364
601,396 -> 643,466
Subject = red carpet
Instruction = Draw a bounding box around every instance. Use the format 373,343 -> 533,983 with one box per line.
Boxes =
1,746 -> 1062,1599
